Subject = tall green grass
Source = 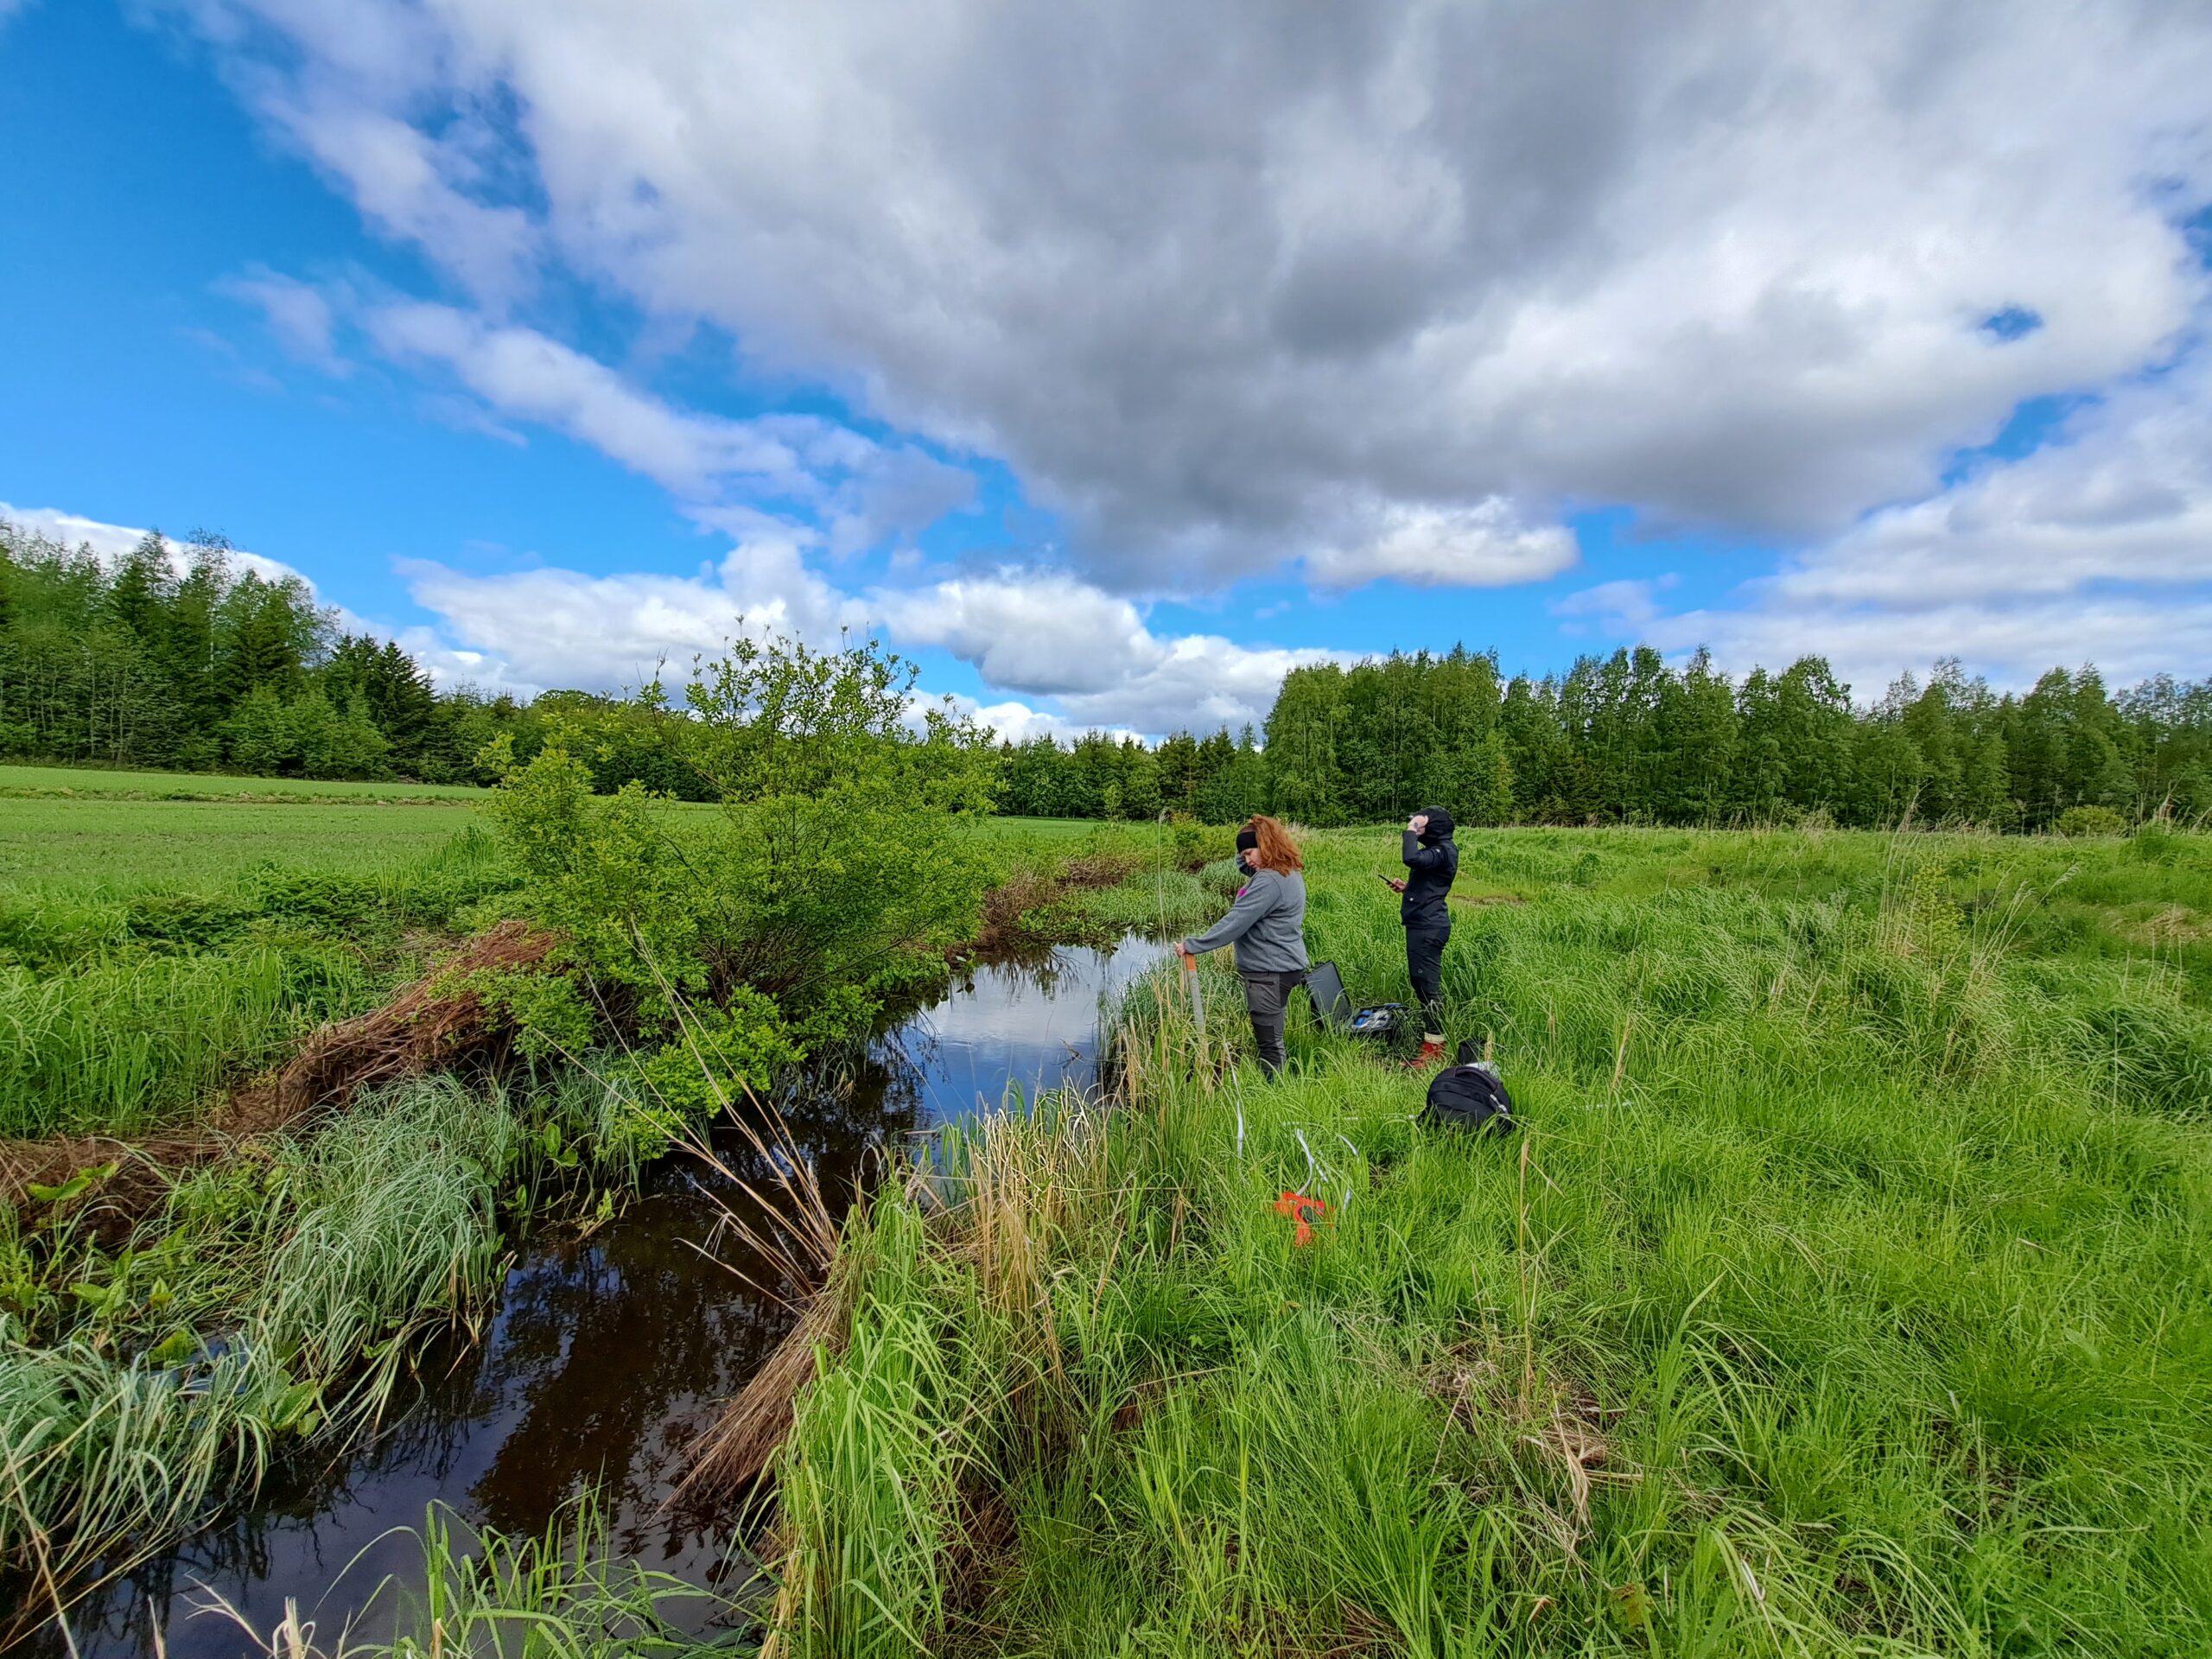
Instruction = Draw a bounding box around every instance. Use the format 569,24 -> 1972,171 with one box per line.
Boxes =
0,826 -> 518,1139
754,827 -> 2212,1656
0,948 -> 353,1138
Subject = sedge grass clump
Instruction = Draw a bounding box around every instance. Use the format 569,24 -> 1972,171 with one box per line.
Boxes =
0,1072 -> 654,1624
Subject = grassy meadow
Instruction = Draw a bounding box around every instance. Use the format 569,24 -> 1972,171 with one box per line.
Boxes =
0,798 -> 518,1139
0,795 -> 493,893
0,762 -> 494,803
760,823 -> 2212,1658
3,754 -> 2209,1656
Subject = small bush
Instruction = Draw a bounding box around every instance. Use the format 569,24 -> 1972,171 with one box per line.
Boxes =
2056,804 -> 2128,838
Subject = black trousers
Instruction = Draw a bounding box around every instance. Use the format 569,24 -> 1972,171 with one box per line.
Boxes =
1240,969 -> 1306,1078
1404,920 -> 1449,1030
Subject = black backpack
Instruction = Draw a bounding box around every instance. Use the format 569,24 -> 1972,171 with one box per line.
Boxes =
1421,1042 -> 1516,1136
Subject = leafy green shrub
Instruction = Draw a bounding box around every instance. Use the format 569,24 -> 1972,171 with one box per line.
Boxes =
1168,813 -> 1213,868
486,629 -> 1001,1037
632,991 -> 803,1120
2056,804 -> 2128,837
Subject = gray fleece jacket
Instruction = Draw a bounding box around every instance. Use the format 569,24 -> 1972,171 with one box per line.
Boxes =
1181,866 -> 1310,975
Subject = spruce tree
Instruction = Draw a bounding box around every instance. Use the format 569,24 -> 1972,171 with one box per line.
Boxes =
1499,676 -> 1568,821
104,531 -> 175,647
1154,730 -> 1201,812
1652,649 -> 1736,823
219,577 -> 307,706
166,541 -> 230,747
1961,731 -> 2014,826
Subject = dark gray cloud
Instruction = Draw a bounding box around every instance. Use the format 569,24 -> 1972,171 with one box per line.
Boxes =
167,0 -> 2212,607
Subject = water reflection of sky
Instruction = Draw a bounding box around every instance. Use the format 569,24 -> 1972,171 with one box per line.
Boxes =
54,936 -> 1163,1659
894,935 -> 1166,1122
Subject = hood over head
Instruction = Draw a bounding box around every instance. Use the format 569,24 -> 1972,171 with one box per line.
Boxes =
1417,805 -> 1456,844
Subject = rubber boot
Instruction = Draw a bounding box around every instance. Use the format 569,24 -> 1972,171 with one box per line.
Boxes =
1403,1033 -> 1447,1071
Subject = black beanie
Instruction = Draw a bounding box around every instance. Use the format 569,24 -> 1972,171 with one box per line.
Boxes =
1235,823 -> 1260,854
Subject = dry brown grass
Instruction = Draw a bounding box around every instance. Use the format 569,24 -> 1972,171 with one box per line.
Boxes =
2127,904 -> 2212,946
681,1286 -> 849,1498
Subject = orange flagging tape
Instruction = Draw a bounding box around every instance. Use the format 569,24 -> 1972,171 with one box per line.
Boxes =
1273,1190 -> 1332,1248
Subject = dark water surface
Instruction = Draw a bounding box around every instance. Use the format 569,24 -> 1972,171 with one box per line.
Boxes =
51,936 -> 1161,1659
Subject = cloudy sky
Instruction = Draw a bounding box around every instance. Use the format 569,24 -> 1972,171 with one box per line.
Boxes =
3,0 -> 2209,737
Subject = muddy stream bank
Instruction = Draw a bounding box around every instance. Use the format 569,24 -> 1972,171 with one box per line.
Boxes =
49,934 -> 1163,1659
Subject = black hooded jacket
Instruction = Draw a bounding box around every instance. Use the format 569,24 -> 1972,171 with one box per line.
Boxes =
1400,805 -> 1458,927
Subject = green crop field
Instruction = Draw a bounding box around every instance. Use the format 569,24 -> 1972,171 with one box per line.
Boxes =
0,795 -> 491,894
0,762 -> 493,803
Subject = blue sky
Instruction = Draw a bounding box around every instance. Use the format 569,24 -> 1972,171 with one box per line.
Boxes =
3,1 -> 2208,737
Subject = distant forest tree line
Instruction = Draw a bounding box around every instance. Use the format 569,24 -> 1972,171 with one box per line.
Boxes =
1257,647 -> 2209,833
6,518 -> 2206,829
995,648 -> 2209,832
0,519 -> 712,794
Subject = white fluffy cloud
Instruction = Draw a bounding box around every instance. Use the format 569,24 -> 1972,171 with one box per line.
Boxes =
872,575 -> 1155,698
366,302 -> 844,503
219,269 -> 351,376
1,500 -> 308,588
161,0 -> 2212,594
1767,360 -> 2212,612
1556,343 -> 2212,693
875,570 -> 1327,730
1047,633 -> 1327,737
394,514 -> 868,692
1305,500 -> 1578,589
334,298 -> 977,550
400,540 -> 1316,733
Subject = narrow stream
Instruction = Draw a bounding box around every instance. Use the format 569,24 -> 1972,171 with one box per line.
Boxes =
56,935 -> 1163,1659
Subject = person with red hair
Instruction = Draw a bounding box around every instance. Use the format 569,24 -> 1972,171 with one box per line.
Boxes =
1176,815 -> 1310,1078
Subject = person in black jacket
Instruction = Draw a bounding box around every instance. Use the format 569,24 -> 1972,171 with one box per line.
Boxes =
1384,804 -> 1457,1065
